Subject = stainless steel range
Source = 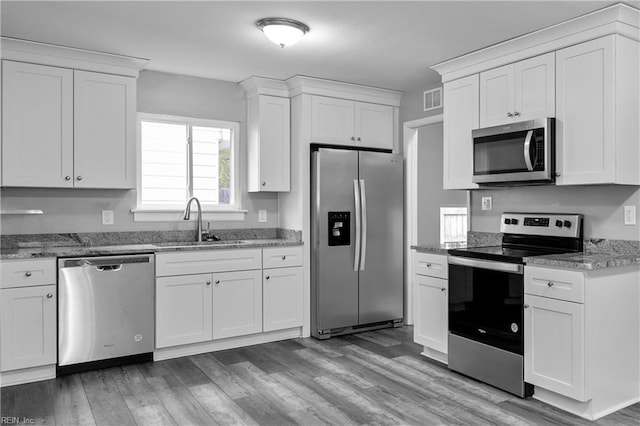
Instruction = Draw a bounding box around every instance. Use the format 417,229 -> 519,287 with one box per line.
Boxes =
447,212 -> 583,397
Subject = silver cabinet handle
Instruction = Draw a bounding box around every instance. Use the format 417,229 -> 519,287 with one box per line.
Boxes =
441,288 -> 446,292
554,172 -> 561,177
265,276 -> 270,280
281,255 -> 286,260
547,281 -> 554,287
356,137 -> 361,141
47,293 -> 53,298
215,280 -> 220,284
76,176 -> 83,181
350,136 -> 355,141
25,271 -> 32,277
524,304 -> 530,309
507,112 -> 514,117
206,280 -> 211,285
426,263 -> 432,269
262,182 -> 266,186
65,176 -> 71,181
514,111 -> 521,117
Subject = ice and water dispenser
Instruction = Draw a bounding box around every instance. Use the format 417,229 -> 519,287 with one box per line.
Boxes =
328,211 -> 350,246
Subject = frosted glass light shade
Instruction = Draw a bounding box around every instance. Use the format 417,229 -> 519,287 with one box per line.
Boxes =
256,18 -> 309,48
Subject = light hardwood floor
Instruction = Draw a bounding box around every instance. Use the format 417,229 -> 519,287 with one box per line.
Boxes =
1,326 -> 638,425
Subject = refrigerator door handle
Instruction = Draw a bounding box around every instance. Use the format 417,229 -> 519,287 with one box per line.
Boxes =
353,179 -> 362,272
359,178 -> 367,271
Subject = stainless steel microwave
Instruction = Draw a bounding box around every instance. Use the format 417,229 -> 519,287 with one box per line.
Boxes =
472,118 -> 555,185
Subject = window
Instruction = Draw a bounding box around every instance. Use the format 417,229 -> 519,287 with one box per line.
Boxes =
134,113 -> 242,221
440,207 -> 468,244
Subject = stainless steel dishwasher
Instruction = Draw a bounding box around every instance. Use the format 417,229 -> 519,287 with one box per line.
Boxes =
58,254 -> 155,374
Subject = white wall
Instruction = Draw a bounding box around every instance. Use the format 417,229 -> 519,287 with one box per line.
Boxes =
0,70 -> 279,235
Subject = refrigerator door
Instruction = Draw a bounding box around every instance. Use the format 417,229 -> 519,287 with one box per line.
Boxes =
311,149 -> 359,333
358,151 -> 403,324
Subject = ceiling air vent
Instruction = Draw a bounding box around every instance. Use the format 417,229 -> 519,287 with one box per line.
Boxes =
423,87 -> 442,112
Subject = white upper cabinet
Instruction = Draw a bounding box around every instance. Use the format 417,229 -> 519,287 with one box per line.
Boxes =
2,61 -> 74,187
311,95 -> 394,150
246,94 -> 290,192
74,70 -> 136,188
443,74 -> 479,189
556,35 -> 640,185
480,53 -> 555,127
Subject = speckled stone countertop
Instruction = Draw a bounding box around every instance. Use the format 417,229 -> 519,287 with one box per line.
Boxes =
0,229 -> 302,260
412,232 -> 639,270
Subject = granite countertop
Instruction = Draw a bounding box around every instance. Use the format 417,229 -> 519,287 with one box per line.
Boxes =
0,229 -> 303,260
523,252 -> 640,271
411,242 -> 468,255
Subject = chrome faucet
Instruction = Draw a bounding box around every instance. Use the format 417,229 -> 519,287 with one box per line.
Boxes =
183,196 -> 203,242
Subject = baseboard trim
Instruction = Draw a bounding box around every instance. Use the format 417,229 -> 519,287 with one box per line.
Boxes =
0,365 -> 56,387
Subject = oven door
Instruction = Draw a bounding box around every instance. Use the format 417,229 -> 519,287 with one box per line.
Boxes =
448,256 -> 524,355
472,118 -> 554,184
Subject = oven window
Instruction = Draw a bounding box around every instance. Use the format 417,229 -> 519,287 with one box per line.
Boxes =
474,132 -> 529,175
448,263 -> 524,354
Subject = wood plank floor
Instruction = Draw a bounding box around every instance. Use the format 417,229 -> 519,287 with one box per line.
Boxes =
1,326 -> 638,425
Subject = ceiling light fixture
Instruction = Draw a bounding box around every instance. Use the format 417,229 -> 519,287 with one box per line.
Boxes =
256,17 -> 309,48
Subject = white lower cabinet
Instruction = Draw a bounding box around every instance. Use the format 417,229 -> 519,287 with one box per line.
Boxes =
156,274 -> 213,348
263,266 -> 303,332
524,264 -> 640,420
212,270 -> 263,339
412,252 -> 448,363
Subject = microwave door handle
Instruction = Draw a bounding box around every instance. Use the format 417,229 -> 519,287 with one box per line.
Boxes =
523,130 -> 534,171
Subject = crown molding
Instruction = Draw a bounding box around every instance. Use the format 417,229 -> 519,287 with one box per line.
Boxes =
431,3 -> 640,83
0,37 -> 149,77
239,76 -> 290,98
285,75 -> 402,106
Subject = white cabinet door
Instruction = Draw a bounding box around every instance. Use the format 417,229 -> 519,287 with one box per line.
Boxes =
1,61 -> 74,187
556,36 -> 615,185
413,275 -> 448,354
74,70 -> 136,188
524,294 -> 586,401
514,53 -> 555,122
1,285 -> 57,371
263,267 -> 303,332
311,96 -> 355,146
479,64 -> 514,127
247,95 -> 290,192
212,270 -> 263,339
156,274 -> 213,348
443,74 -> 479,189
355,102 -> 394,150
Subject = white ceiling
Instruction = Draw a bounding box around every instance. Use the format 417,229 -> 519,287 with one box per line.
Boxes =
1,1 -> 635,92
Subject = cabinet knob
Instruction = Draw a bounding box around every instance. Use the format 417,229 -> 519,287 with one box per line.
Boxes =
76,176 -> 83,181
554,172 -> 561,178
441,287 -> 446,292
215,280 -> 220,284
206,280 -> 211,285
426,263 -> 432,269
350,136 -> 355,141
65,176 -> 71,181
281,255 -> 286,260
265,275 -> 270,280
514,111 -> 521,117
25,271 -> 32,277
507,112 -> 514,117
524,304 -> 530,309
356,137 -> 361,142
47,293 -> 53,299
262,181 -> 266,186
547,281 -> 554,287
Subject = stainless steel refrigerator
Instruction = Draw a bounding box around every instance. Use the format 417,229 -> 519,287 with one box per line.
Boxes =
311,148 -> 403,339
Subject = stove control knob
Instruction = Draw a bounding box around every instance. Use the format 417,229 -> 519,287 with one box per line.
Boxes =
555,220 -> 563,227
504,218 -> 511,225
510,218 -> 519,225
563,220 -> 572,228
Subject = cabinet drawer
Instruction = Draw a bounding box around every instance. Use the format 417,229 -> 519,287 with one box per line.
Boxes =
156,249 -> 262,277
414,252 -> 448,279
525,266 -> 584,303
0,258 -> 56,289
263,246 -> 303,269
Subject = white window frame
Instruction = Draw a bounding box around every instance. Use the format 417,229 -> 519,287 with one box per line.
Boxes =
132,112 -> 246,222
440,207 -> 468,244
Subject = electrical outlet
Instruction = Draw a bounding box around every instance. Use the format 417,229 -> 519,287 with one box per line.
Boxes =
258,210 -> 267,223
481,196 -> 492,211
102,210 -> 114,225
624,205 -> 636,225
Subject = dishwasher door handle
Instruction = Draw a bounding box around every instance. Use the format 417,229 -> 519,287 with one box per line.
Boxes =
96,264 -> 123,272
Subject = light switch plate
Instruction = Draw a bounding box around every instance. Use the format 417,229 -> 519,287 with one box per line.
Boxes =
258,210 -> 267,223
624,205 -> 636,225
102,210 -> 114,225
481,196 -> 492,211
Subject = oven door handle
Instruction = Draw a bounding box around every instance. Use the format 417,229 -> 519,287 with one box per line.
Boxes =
448,256 -> 524,274
523,130 -> 534,171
